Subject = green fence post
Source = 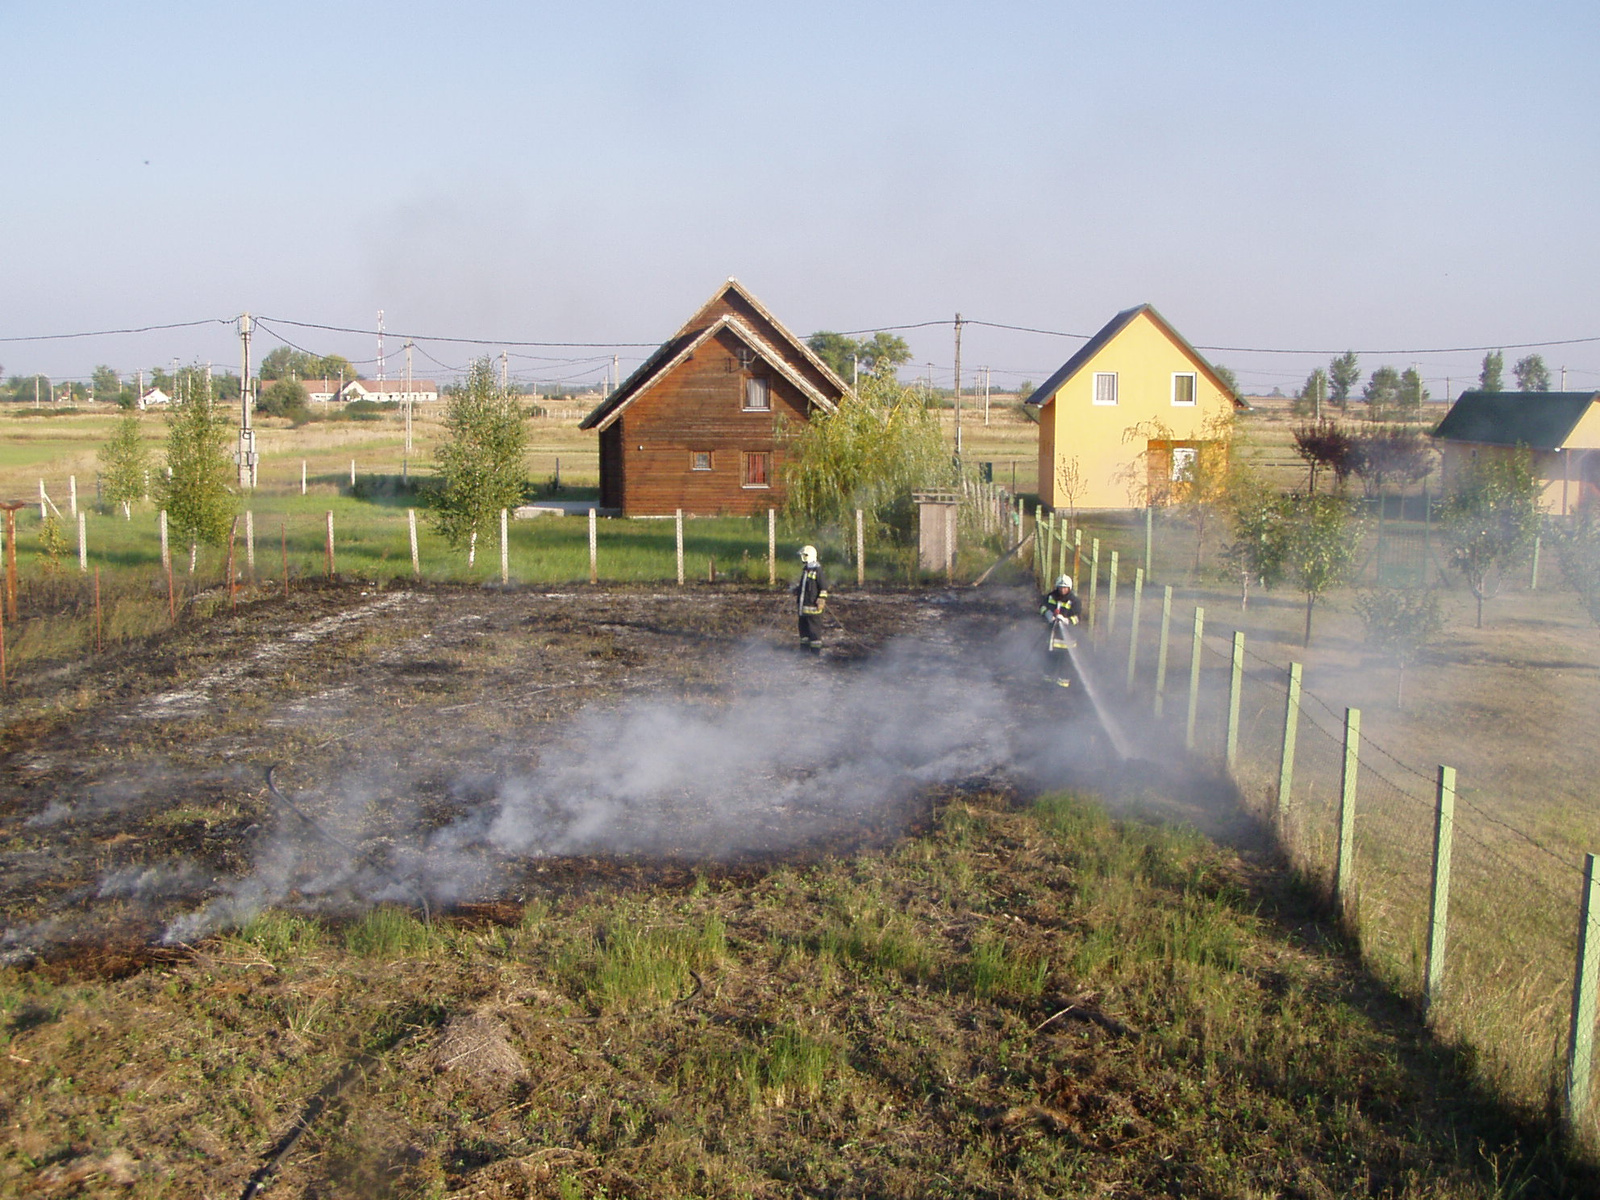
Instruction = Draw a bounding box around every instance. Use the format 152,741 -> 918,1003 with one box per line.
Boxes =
1184,606 -> 1205,750
1532,534 -> 1542,590
1126,567 -> 1144,691
1089,538 -> 1101,629
1425,766 -> 1456,1014
1567,852 -> 1600,1128
1058,524 -> 1069,582
1043,521 -> 1055,589
1107,551 -> 1119,637
1277,662 -> 1302,819
1154,585 -> 1173,717
1226,630 -> 1244,769
1336,707 -> 1361,915
1144,504 -> 1152,574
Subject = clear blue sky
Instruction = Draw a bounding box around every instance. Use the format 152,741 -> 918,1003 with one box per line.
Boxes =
2,0 -> 1596,397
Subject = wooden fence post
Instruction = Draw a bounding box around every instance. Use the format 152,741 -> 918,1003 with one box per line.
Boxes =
408,509 -> 420,578
856,509 -> 865,587
1184,606 -> 1205,749
1336,707 -> 1361,913
500,508 -> 509,585
589,508 -> 598,584
1154,585 -> 1173,717
1126,567 -> 1144,691
1425,766 -> 1456,1014
676,509 -> 684,586
1277,662 -> 1302,819
1226,630 -> 1244,769
1107,551 -> 1119,637
325,511 -> 335,578
768,508 -> 776,587
225,516 -> 238,610
1567,853 -> 1600,1128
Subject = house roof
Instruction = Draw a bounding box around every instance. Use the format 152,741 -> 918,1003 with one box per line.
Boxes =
1023,304 -> 1244,408
1432,390 -> 1600,450
343,378 -> 439,395
580,278 -> 850,431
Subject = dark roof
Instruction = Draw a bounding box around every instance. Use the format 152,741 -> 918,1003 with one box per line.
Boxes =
1431,391 -> 1599,450
1023,304 -> 1243,408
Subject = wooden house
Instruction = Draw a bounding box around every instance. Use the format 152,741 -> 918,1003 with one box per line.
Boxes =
1027,305 -> 1243,511
580,279 -> 850,515
1432,390 -> 1600,516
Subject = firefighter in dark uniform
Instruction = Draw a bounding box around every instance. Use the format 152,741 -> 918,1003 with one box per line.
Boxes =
1039,574 -> 1082,686
795,544 -> 828,653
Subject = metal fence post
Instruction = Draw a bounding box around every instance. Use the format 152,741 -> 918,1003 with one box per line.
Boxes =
1336,707 -> 1361,913
1567,853 -> 1600,1127
1425,766 -> 1456,1014
1126,567 -> 1144,691
1277,663 -> 1302,819
1185,606 -> 1204,749
1154,585 -> 1173,717
1226,630 -> 1244,769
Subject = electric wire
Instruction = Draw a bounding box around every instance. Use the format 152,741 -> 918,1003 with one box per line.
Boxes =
0,317 -> 232,343
254,314 -> 657,349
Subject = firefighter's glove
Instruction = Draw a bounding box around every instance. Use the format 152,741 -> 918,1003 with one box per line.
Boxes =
1068,615 -> 1079,625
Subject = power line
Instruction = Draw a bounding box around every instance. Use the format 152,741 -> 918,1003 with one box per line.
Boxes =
253,315 -> 657,349
0,318 -> 232,343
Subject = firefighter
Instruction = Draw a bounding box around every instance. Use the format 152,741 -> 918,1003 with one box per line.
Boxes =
794,544 -> 828,653
1039,574 -> 1082,687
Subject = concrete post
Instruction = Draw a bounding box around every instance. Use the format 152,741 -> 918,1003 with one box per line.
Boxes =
77,512 -> 87,573
676,509 -> 684,586
1226,631 -> 1244,769
1336,708 -> 1361,913
408,509 -> 420,578
1567,853 -> 1600,1127
856,508 -> 865,587
1126,567 -> 1144,691
589,508 -> 598,584
1154,585 -> 1173,717
500,508 -> 509,585
1425,766 -> 1456,1014
1277,663 -> 1302,819
1107,551 -> 1119,637
1184,606 -> 1204,749
768,508 -> 776,586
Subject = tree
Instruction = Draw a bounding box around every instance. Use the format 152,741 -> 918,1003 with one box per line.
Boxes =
805,331 -> 911,382
1329,351 -> 1360,411
1212,363 -> 1240,397
1397,367 -> 1428,416
257,378 -> 310,422
1293,420 -> 1358,494
1054,455 -> 1085,523
98,411 -> 150,518
259,347 -> 355,383
1514,353 -> 1551,393
1361,366 -> 1402,421
783,371 -> 947,545
159,367 -> 237,565
1292,368 -> 1328,418
1221,467 -> 1289,608
1016,380 -> 1035,402
1279,493 -> 1362,645
92,365 -> 120,397
1438,446 -> 1541,626
1553,498 -> 1600,627
1355,588 -> 1444,708
1479,350 -> 1504,392
432,357 -> 528,566
1351,426 -> 1432,498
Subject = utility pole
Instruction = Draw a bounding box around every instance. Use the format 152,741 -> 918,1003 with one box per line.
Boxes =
983,365 -> 991,427
1563,365 -> 1568,389
237,313 -> 258,488
500,350 -> 508,390
612,353 -> 620,394
376,309 -> 386,381
953,312 -> 964,465
404,339 -> 414,459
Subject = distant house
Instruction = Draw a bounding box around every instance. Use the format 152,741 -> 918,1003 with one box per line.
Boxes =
1432,390 -> 1600,516
138,387 -> 171,409
296,377 -> 344,404
579,278 -> 851,516
1027,305 -> 1243,511
340,378 -> 439,405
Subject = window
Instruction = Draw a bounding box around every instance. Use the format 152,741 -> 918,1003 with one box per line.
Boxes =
1172,372 -> 1197,406
690,451 -> 712,471
742,452 -> 771,488
1093,372 -> 1118,405
1171,446 -> 1198,482
743,377 -> 771,411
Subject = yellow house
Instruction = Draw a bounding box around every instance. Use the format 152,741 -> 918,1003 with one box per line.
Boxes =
1028,305 -> 1243,511
1432,390 -> 1600,516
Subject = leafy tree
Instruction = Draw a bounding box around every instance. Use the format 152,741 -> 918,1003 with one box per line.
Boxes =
1293,420 -> 1358,494
259,347 -> 355,383
1397,367 -> 1428,416
1292,367 -> 1329,418
1479,350 -> 1504,392
257,378 -> 310,422
37,514 -> 68,571
431,357 -> 528,566
1355,588 -> 1444,707
1361,366 -> 1402,421
1553,498 -> 1600,627
1438,446 -> 1541,626
1351,426 -> 1432,498
1221,467 -> 1288,608
159,366 -> 237,565
1329,351 -> 1360,410
783,371 -> 946,545
805,331 -> 912,382
1212,363 -> 1240,397
1279,492 -> 1362,645
91,365 -> 120,396
97,411 -> 150,518
1513,353 -> 1551,393
1016,379 -> 1035,402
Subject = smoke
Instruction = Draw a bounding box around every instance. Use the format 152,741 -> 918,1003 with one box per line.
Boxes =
160,627 -> 1117,944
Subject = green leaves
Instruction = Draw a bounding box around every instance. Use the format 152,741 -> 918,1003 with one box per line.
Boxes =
158,367 -> 237,549
97,411 -> 149,516
1438,446 -> 1540,625
431,357 -> 529,551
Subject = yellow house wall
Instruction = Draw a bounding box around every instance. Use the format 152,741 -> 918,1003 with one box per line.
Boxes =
1561,401 -> 1600,448
1037,310 -> 1235,510
1435,442 -> 1575,515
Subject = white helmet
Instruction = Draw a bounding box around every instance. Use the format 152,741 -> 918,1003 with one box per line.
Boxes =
1056,575 -> 1072,591
800,545 -> 818,565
